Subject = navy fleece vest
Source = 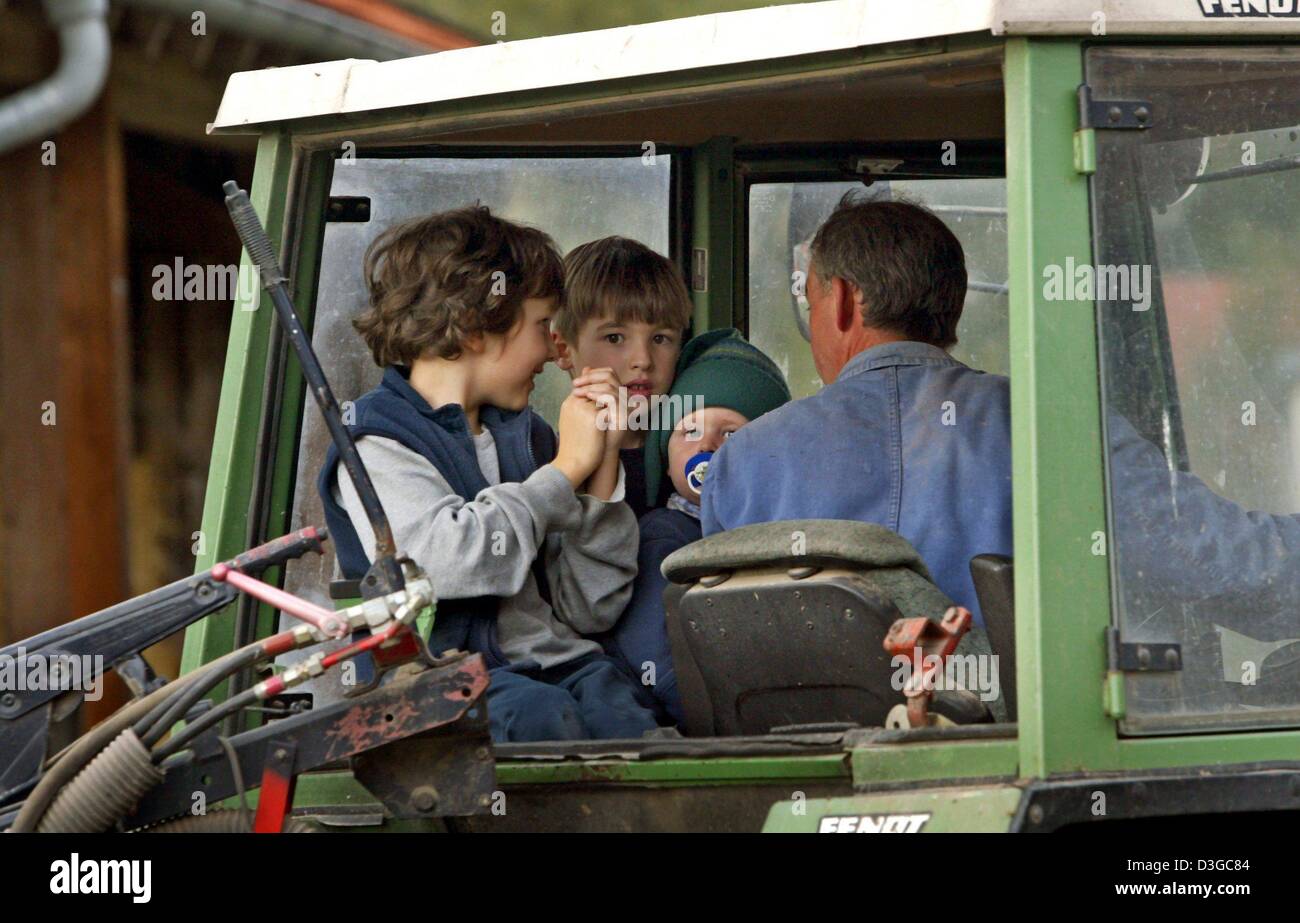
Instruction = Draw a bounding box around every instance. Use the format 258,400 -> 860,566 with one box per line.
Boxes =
317,365 -> 557,668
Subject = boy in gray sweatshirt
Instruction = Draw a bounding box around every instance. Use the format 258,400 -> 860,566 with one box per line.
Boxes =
318,205 -> 658,743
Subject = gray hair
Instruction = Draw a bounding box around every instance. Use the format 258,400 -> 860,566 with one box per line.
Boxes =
810,195 -> 967,349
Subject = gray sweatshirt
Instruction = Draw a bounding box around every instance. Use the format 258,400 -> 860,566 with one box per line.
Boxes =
334,431 -> 638,669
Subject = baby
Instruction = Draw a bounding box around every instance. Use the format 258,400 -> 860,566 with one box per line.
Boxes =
607,328 -> 791,725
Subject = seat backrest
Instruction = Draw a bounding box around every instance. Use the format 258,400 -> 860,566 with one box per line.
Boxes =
662,520 -> 1002,735
969,554 -> 1015,719
665,566 -> 909,735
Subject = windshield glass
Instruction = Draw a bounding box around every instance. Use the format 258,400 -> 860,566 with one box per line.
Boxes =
1089,47 -> 1300,733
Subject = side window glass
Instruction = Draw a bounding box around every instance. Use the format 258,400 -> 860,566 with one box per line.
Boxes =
1089,47 -> 1300,733
747,178 -> 1008,400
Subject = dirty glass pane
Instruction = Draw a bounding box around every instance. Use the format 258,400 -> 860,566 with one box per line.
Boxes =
280,157 -> 669,700
1089,47 -> 1300,733
747,178 -> 1008,400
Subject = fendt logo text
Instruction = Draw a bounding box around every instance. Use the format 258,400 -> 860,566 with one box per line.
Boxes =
1198,0 -> 1300,16
817,813 -> 930,833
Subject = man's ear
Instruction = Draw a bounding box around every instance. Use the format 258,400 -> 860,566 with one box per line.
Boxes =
552,330 -> 576,373
831,276 -> 859,333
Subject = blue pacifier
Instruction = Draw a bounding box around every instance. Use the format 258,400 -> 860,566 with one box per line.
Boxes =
685,452 -> 713,494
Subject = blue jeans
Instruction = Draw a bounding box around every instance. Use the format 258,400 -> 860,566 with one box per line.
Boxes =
486,653 -> 660,743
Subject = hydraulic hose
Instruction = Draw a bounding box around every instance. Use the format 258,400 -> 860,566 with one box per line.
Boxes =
37,729 -> 164,833
10,644 -> 253,832
153,688 -> 261,763
135,644 -> 264,748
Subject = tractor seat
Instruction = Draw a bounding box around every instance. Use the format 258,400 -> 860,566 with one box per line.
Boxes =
661,519 -> 1002,736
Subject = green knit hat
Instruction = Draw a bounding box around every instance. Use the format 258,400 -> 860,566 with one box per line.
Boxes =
643,328 -> 792,507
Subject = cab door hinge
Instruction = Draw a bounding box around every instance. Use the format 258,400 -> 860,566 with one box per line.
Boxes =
1106,627 -> 1182,672
1078,85 -> 1154,131
1074,129 -> 1096,175
1104,628 -> 1181,719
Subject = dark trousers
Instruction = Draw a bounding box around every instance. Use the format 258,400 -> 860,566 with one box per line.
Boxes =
487,653 -> 660,743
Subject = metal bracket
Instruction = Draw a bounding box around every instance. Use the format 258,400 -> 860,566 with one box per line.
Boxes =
325,196 -> 371,222
1078,85 -> 1153,131
114,654 -> 167,699
351,699 -> 494,819
691,247 -> 708,292
1107,627 -> 1182,672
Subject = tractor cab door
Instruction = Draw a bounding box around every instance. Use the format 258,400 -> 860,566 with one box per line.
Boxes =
1088,46 -> 1300,734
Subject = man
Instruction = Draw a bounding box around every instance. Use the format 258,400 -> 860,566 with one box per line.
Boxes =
701,196 -> 1010,624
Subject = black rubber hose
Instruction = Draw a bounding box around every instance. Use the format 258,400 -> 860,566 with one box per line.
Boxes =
152,688 -> 261,763
135,645 -> 262,748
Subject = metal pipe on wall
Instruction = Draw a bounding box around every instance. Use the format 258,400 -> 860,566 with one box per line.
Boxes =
0,0 -> 111,156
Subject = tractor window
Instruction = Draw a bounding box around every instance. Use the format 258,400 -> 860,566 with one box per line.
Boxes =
282,154 -> 671,620
747,178 -> 1008,399
1089,47 -> 1300,734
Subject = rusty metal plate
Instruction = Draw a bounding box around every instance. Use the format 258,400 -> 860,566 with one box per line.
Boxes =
352,704 -> 495,819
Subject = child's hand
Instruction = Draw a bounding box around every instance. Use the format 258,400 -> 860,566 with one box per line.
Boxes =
573,367 -> 630,450
554,389 -> 607,488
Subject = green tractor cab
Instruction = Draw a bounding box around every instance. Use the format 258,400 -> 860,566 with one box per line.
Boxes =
183,0 -> 1300,832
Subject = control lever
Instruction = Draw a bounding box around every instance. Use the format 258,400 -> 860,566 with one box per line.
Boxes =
883,606 -> 973,728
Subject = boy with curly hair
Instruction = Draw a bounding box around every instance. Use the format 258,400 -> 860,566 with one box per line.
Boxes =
318,206 -> 658,743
